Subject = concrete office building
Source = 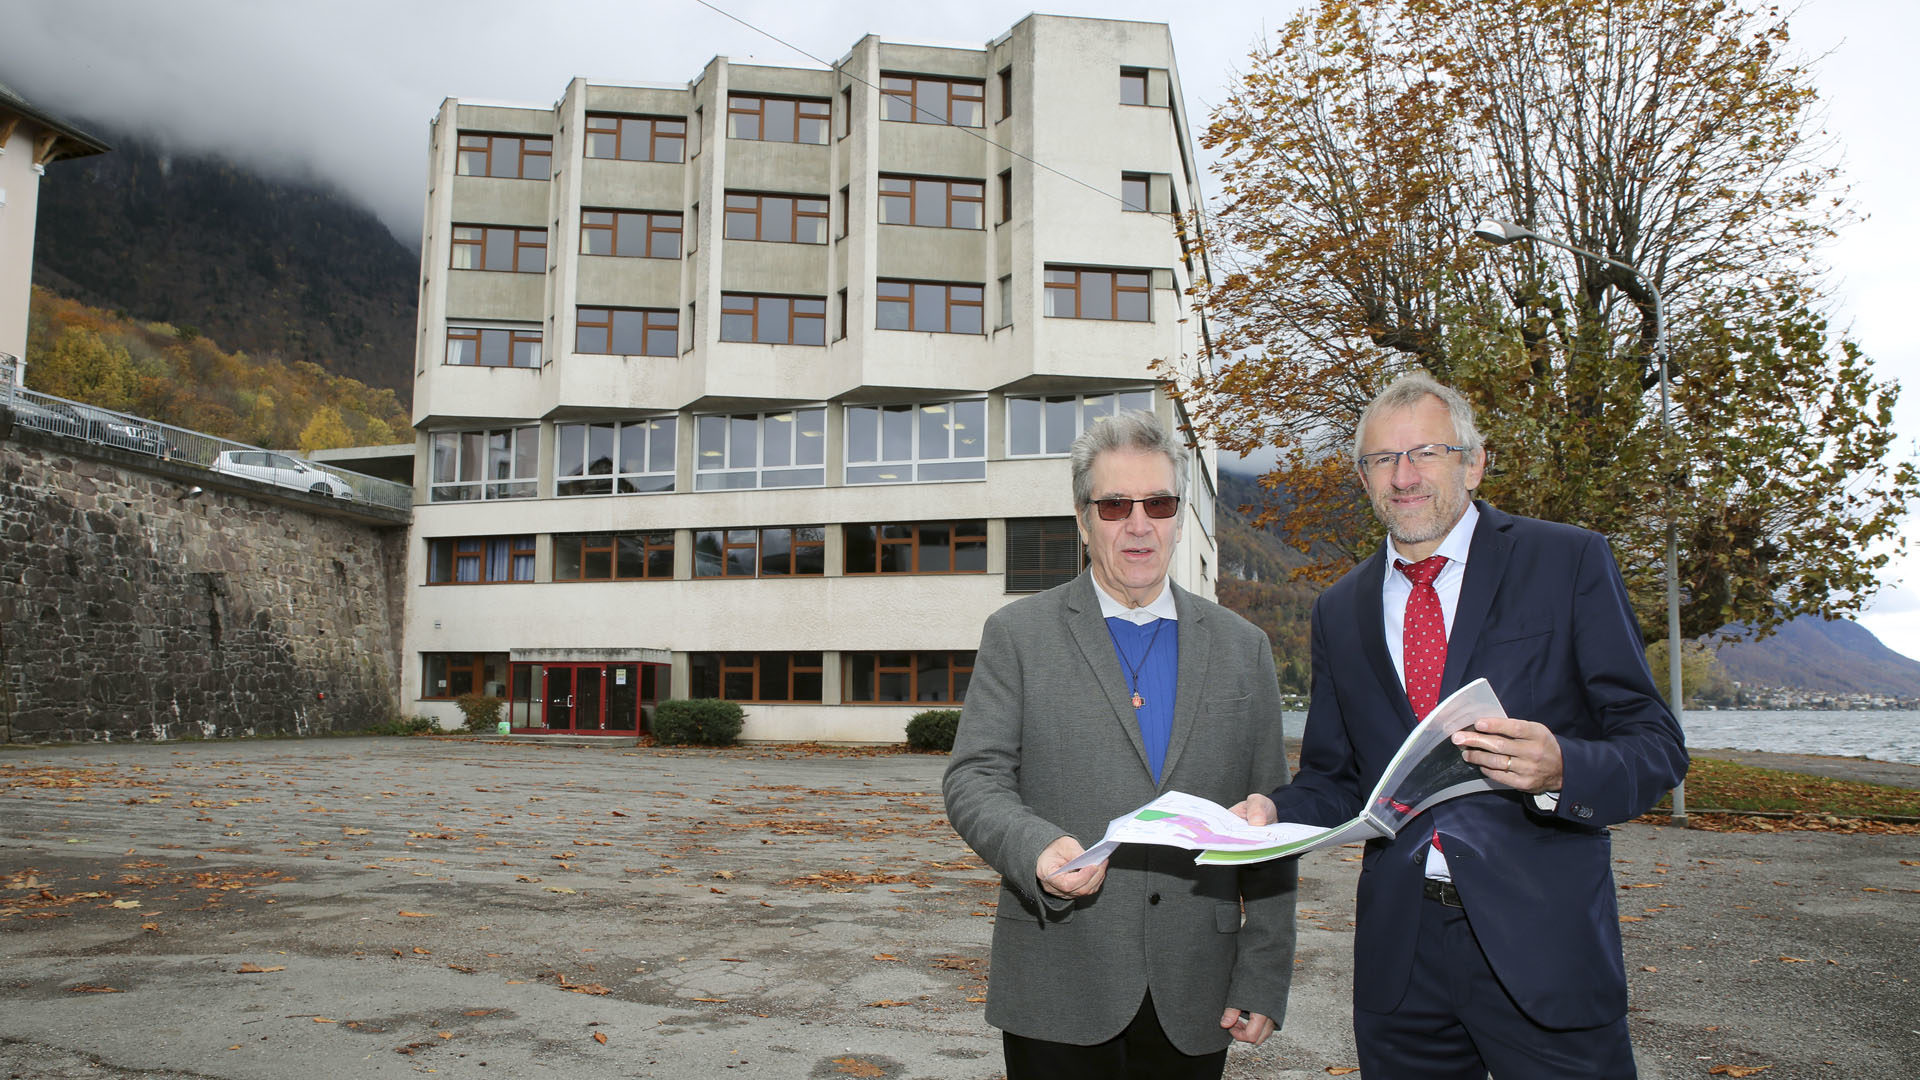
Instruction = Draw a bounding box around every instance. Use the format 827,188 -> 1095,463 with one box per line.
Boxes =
405,14 -> 1219,741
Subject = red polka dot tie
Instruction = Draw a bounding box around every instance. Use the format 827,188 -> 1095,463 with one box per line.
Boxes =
1396,555 -> 1449,719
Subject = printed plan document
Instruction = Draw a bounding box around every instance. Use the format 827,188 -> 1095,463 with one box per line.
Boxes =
1053,679 -> 1510,874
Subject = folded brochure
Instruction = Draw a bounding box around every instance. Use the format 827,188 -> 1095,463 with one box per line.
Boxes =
1053,678 -> 1510,873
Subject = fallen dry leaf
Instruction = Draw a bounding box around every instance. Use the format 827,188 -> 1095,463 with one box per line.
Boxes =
1708,1066 -> 1771,1077
67,984 -> 120,993
110,900 -> 141,909
1779,956 -> 1808,963
831,1057 -> 886,1078
235,963 -> 285,973
865,999 -> 910,1008
397,911 -> 435,918
1327,1069 -> 1361,1076
593,1031 -> 608,1045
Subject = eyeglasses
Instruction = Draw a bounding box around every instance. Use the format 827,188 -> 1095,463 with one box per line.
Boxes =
1357,443 -> 1468,474
1090,495 -> 1182,521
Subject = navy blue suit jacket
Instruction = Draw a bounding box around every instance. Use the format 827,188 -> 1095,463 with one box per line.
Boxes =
1270,502 -> 1687,1029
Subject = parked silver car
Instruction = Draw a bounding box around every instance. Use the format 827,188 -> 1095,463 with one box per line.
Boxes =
209,450 -> 356,499
7,398 -> 171,458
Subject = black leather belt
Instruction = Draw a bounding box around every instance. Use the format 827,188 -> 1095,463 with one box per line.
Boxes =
1422,879 -> 1464,908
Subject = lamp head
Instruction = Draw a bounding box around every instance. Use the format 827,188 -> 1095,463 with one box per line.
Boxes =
1471,218 -> 1532,246
183,486 -> 205,499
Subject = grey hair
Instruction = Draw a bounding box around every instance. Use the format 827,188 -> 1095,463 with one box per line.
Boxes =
1352,370 -> 1484,464
1070,409 -> 1190,511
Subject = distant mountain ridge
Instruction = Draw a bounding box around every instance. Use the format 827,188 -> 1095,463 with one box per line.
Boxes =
29,126 -> 416,403
1213,466 -> 1920,699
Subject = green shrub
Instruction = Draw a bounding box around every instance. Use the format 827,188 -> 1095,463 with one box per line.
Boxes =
652,699 -> 745,746
454,693 -> 504,733
367,714 -> 440,737
906,709 -> 961,752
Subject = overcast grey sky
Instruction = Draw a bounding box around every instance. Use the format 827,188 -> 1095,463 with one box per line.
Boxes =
8,0 -> 1920,657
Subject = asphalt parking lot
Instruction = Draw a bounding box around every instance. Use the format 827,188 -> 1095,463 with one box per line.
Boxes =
2,738 -> 1915,1079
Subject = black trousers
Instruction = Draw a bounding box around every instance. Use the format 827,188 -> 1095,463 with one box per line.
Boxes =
1003,991 -> 1229,1080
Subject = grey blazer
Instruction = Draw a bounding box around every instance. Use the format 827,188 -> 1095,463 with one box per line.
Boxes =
943,572 -> 1297,1053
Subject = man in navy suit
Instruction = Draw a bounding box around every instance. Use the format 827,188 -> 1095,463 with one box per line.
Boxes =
1236,372 -> 1687,1078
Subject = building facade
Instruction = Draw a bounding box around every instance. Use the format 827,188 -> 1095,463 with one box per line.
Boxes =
405,15 -> 1220,741
0,81 -> 107,383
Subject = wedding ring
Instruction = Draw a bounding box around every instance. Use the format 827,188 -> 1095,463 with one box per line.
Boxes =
1504,754 -> 1513,771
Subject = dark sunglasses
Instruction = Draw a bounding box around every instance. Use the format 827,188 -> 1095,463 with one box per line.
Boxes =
1091,495 -> 1181,521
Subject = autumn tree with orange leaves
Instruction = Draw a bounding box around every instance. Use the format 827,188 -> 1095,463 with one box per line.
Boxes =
1172,0 -> 1916,644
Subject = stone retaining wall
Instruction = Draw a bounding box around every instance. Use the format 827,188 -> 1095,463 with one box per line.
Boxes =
0,426 -> 407,742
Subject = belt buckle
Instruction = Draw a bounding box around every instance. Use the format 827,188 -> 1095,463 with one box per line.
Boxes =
1422,878 -> 1463,908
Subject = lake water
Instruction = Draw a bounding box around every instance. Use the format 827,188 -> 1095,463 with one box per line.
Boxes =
1282,710 -> 1920,765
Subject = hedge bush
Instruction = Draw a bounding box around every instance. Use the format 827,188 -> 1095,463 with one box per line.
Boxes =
653,698 -> 746,746
906,709 -> 961,752
454,693 -> 504,733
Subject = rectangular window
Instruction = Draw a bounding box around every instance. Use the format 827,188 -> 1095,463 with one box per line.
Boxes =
726,94 -> 830,145
691,107 -> 703,157
583,114 -> 686,162
723,192 -> 829,244
1044,267 -> 1151,322
422,652 -> 509,699
694,408 -> 827,490
877,175 -> 984,230
838,87 -> 852,139
998,169 -> 1012,224
456,132 -> 552,180
555,416 -> 676,495
429,427 -> 538,502
451,225 -> 546,273
1119,68 -> 1149,107
576,307 -> 678,356
553,531 -> 675,581
689,651 -> 824,703
836,288 -> 849,342
880,75 -> 984,127
844,399 -> 986,484
998,67 -> 1012,120
693,526 -> 825,578
1006,516 -> 1086,593
844,521 -> 987,575
580,210 -> 682,258
1121,172 -> 1149,213
427,535 -> 536,584
446,324 -> 542,368
719,293 -> 826,345
844,651 -> 975,703
876,280 -> 983,334
838,186 -> 850,238
1006,388 -> 1155,457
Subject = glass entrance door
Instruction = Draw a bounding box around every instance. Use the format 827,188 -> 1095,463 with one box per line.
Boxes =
509,661 -> 664,734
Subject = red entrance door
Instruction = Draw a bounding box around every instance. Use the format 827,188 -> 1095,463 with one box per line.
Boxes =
510,662 -> 662,734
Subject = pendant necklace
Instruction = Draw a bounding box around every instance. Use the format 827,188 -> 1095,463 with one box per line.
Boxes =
1112,616 -> 1167,709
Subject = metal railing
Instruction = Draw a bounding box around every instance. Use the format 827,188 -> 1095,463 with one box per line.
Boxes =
2,384 -> 413,512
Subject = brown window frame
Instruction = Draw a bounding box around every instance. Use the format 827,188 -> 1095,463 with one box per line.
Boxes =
875,280 -> 984,335
877,175 -> 984,230
576,307 -> 678,357
1119,68 -> 1149,107
580,209 -> 682,259
998,67 -> 1012,120
725,94 -> 831,145
998,169 -> 1012,224
843,520 -> 988,575
427,535 -> 537,585
421,652 -> 509,700
456,132 -> 552,180
842,650 -> 975,704
690,651 -> 825,703
552,531 -> 675,581
1005,516 -> 1087,593
451,225 -> 547,273
719,293 -> 827,346
1043,267 -> 1152,322
583,113 -> 686,163
693,526 -> 826,579
723,192 -> 829,244
879,75 -> 985,127
445,325 -> 542,368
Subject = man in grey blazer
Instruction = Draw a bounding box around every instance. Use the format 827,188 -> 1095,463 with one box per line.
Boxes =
943,410 -> 1296,1079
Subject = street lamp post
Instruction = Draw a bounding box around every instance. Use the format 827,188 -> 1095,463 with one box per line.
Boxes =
1471,218 -> 1687,827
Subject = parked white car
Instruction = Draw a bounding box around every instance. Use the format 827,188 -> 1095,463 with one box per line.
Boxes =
209,450 -> 356,499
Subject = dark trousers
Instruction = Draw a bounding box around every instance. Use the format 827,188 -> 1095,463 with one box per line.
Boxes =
1353,892 -> 1638,1079
1003,991 -> 1228,1080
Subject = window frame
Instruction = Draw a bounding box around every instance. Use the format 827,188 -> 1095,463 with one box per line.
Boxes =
718,293 -> 827,346
421,652 -> 510,700
693,408 -> 828,490
723,191 -> 830,245
693,526 -> 826,579
877,175 -> 984,230
554,416 -> 677,496
875,280 -> 984,335
1005,516 -> 1087,593
451,224 -> 547,273
455,132 -> 552,180
843,398 -> 987,485
1043,266 -> 1152,322
426,535 -> 537,585
551,530 -> 676,581
689,651 -> 825,703
1119,68 -> 1149,107
1006,388 -> 1156,458
445,324 -> 542,368
575,307 -> 679,357
580,209 -> 682,259
843,650 -> 975,704
1121,172 -> 1150,213
582,113 -> 686,163
725,94 -> 831,145
429,427 -> 538,502
879,74 -> 985,127
843,520 -> 988,576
